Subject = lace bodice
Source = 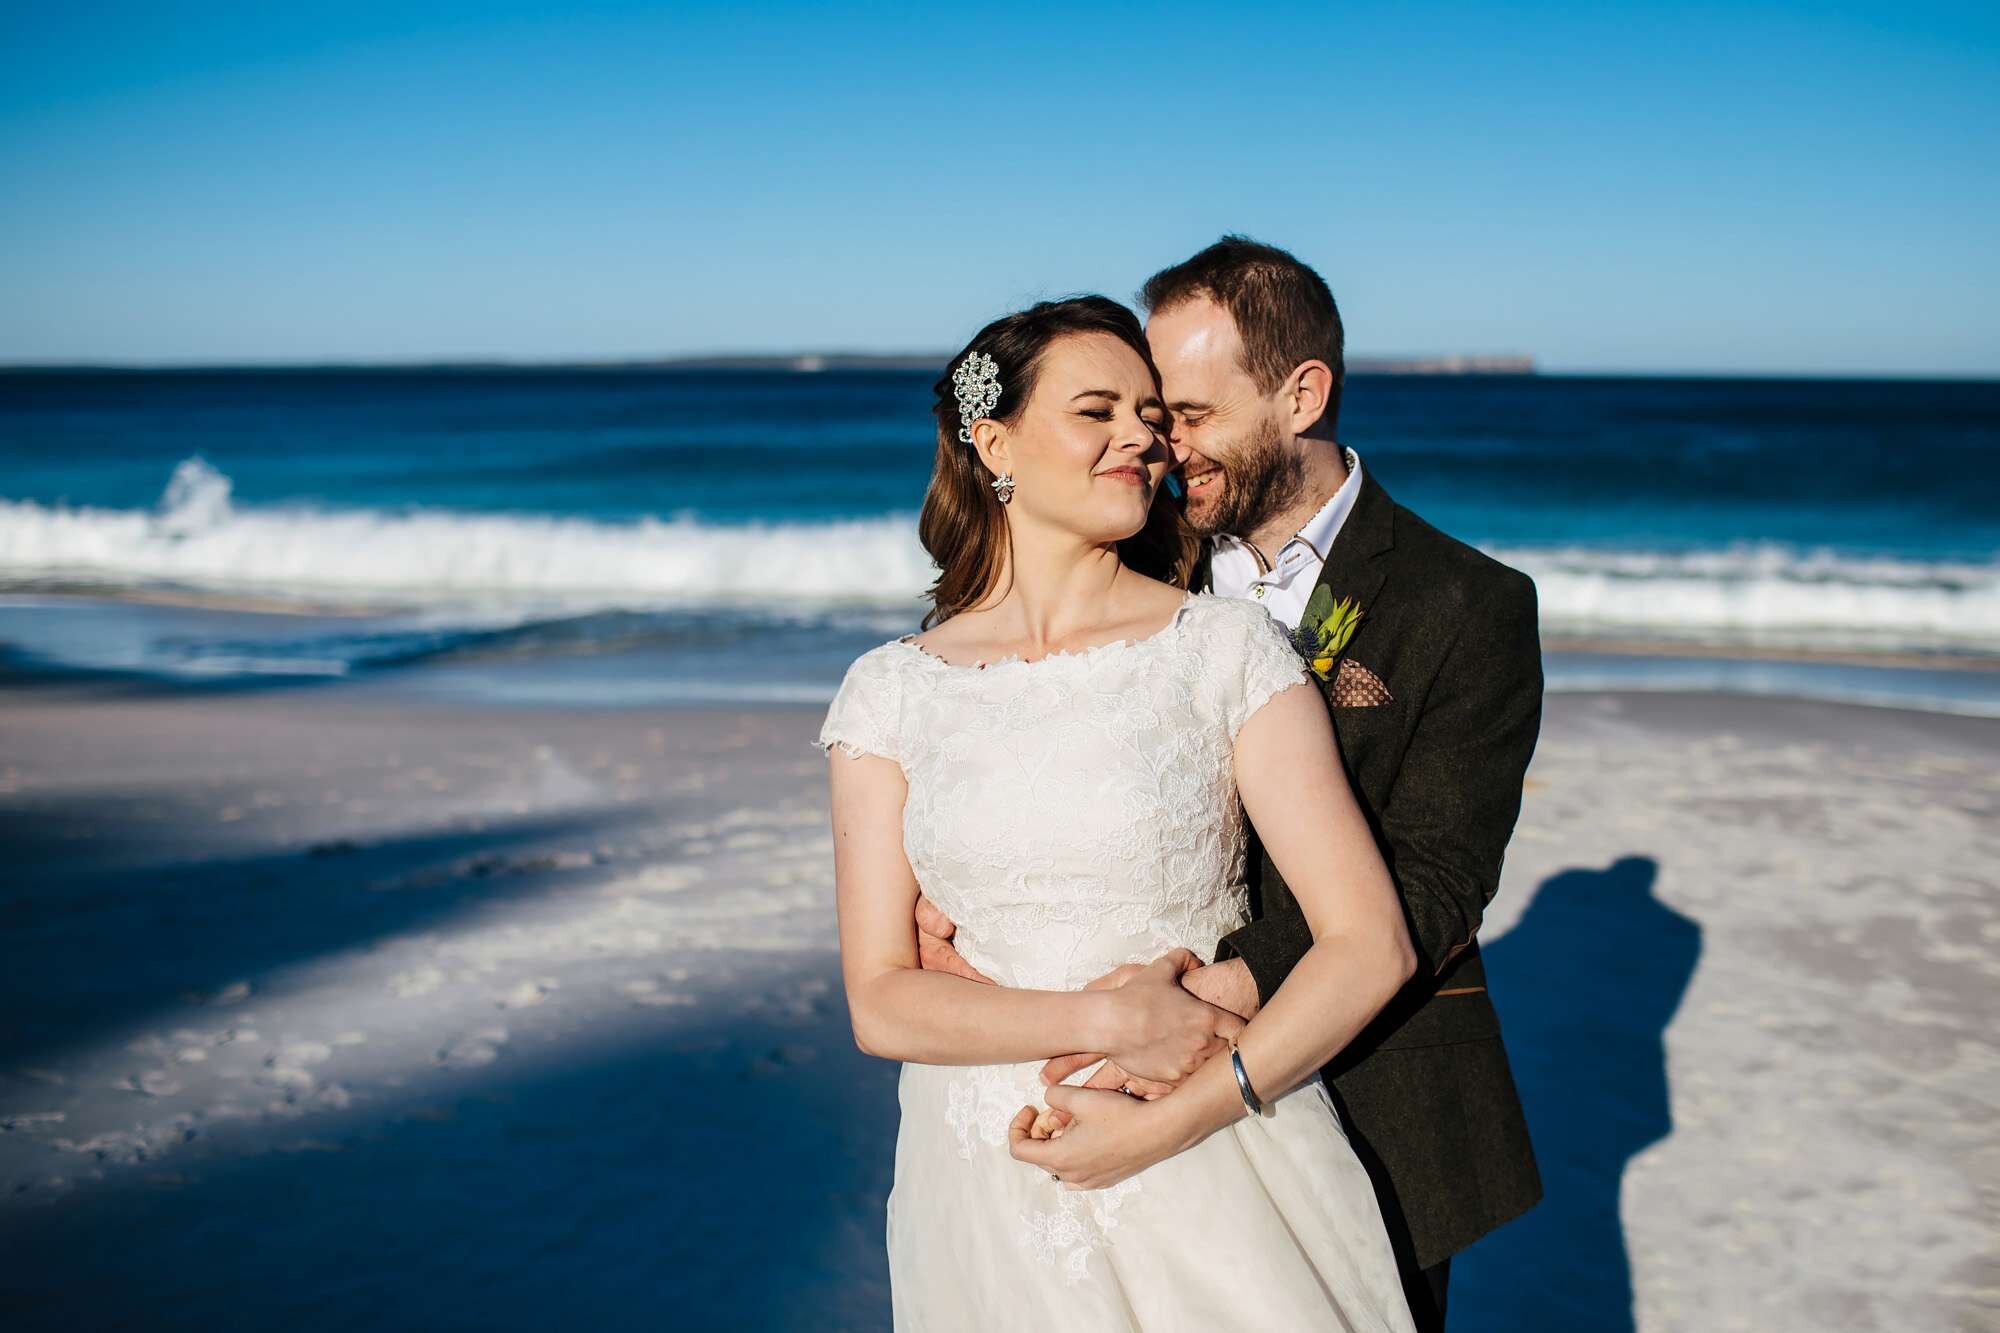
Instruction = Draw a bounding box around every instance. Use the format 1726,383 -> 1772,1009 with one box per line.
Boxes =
817,590 -> 1310,991
815,592 -> 1415,1323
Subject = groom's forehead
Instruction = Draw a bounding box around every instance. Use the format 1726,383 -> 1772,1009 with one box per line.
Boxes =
1147,299 -> 1249,376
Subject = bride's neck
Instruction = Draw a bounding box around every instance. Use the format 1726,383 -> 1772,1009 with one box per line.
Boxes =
978,533 -> 1130,648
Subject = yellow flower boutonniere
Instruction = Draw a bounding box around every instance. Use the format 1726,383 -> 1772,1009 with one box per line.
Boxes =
1291,584 -> 1365,682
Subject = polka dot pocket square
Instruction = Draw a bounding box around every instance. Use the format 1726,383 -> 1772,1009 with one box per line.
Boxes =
1331,658 -> 1394,708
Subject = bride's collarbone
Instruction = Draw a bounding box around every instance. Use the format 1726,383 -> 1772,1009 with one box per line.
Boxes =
911,592 -> 1191,668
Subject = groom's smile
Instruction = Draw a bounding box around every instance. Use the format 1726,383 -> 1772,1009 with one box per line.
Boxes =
1178,452 -> 1227,509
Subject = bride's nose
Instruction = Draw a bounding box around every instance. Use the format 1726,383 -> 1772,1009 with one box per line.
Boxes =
1113,415 -> 1155,454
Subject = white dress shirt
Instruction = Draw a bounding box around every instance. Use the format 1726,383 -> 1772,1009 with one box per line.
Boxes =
1207,447 -> 1363,630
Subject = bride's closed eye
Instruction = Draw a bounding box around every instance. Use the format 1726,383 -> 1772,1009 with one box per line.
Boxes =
1078,408 -> 1170,434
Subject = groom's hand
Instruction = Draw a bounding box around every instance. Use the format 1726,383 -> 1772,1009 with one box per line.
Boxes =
1181,957 -> 1262,1021
914,893 -> 994,984
1095,950 -> 1243,1086
1038,958 -> 1173,1098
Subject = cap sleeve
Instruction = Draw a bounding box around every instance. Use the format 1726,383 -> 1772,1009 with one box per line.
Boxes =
1227,601 -> 1312,740
816,643 -> 906,764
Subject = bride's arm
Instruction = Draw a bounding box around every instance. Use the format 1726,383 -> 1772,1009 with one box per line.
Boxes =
1205,679 -> 1419,1091
828,749 -> 1231,1070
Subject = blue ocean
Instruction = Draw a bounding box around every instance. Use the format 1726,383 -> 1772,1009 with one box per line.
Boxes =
2,370 -> 1996,712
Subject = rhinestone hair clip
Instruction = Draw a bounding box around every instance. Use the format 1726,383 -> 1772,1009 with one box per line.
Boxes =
951,351 -> 1002,444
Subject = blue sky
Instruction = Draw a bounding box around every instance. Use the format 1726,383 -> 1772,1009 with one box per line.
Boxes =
2,1 -> 1996,374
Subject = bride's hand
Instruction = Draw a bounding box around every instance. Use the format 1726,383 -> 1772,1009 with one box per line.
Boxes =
1096,949 -> 1243,1085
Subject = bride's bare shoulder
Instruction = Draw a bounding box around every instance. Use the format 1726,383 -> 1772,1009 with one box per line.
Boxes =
901,609 -> 1000,666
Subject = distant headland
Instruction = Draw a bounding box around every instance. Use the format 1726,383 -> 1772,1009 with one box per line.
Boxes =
631,352 -> 1538,375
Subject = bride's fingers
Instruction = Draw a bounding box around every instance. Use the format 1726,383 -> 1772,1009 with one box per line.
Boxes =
1007,1105 -> 1040,1152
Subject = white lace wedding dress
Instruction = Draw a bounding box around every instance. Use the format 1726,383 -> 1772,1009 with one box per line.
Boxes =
817,590 -> 1416,1331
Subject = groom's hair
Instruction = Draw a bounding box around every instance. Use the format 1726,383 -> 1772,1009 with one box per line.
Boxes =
1140,235 -> 1344,437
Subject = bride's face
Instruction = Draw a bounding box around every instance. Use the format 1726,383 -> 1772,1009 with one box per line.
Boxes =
978,332 -> 1171,545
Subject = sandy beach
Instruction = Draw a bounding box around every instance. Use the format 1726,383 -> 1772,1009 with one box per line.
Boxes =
1,673 -> 1994,1330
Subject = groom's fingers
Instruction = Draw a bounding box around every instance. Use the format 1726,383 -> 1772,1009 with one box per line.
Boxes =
1082,1061 -> 1129,1092
1044,1083 -> 1130,1115
914,893 -> 955,940
1082,962 -> 1143,991
1083,1061 -> 1173,1098
1040,1052 -> 1102,1086
917,933 -> 994,984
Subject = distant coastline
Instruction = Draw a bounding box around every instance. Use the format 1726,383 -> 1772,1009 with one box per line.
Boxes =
0,352 -> 1538,376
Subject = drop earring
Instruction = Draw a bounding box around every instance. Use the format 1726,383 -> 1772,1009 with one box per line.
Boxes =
990,471 -> 1015,504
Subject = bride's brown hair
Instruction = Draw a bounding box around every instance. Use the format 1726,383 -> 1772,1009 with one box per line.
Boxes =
919,296 -> 1197,628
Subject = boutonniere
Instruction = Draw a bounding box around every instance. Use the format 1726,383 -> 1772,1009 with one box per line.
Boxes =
1290,584 -> 1364,682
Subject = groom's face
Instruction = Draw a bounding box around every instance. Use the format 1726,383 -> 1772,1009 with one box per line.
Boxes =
1145,297 -> 1301,539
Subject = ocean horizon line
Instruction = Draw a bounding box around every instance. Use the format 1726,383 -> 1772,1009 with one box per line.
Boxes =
6,356 -> 1999,384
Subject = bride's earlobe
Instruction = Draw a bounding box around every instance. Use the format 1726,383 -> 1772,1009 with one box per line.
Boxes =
970,421 -> 1014,503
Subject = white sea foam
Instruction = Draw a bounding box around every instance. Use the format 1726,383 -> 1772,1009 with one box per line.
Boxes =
1495,543 -> 2000,653
2,457 -> 1995,655
0,457 -> 936,611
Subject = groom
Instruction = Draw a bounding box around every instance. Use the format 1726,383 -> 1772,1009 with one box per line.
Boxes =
917,236 -> 1543,1330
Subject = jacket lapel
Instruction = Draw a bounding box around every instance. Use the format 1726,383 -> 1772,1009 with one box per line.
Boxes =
1296,469 -> 1396,658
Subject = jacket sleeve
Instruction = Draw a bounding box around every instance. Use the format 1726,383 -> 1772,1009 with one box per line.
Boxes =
1217,568 -> 1544,1003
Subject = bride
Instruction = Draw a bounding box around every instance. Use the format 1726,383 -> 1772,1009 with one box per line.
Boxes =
819,295 -> 1419,1330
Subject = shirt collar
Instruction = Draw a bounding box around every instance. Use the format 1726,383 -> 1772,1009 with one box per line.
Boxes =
1213,447 -> 1364,579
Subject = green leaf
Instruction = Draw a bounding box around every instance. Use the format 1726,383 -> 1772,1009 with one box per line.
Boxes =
1303,584 -> 1334,634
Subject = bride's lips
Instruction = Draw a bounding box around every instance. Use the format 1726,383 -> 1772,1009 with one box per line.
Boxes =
1096,465 -> 1147,485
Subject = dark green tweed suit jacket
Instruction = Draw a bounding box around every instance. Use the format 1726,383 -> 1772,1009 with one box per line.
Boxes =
1200,467 -> 1544,1272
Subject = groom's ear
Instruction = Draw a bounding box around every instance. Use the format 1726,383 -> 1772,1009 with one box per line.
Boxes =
1283,360 -> 1335,438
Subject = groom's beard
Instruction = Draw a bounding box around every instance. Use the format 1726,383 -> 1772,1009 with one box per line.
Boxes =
1182,413 -> 1308,541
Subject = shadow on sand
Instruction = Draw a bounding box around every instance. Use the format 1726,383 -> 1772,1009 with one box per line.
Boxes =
1452,856 -> 1702,1332
4,852 -> 1696,1331
1,954 -> 902,1331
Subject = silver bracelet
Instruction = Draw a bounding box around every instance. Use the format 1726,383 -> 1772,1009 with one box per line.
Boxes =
1230,1037 -> 1264,1116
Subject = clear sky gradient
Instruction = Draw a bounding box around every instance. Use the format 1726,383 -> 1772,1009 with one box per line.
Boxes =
3,1 -> 1996,374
